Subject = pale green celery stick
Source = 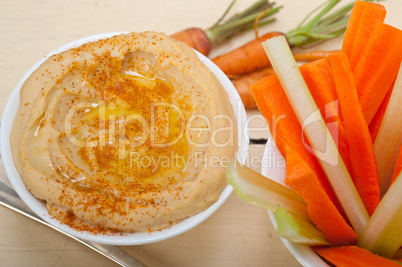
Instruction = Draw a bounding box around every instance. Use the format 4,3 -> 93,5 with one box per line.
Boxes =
374,63 -> 402,196
225,160 -> 310,222
261,35 -> 369,235
357,172 -> 402,258
274,208 -> 329,246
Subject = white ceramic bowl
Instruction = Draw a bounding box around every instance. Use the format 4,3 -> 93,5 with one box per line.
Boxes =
261,139 -> 328,266
0,32 -> 249,245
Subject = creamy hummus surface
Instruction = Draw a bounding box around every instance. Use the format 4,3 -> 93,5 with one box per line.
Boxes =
11,32 -> 237,233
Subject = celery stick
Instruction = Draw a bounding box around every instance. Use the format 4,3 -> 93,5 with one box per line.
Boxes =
274,208 -> 329,246
261,35 -> 369,235
357,172 -> 402,258
225,160 -> 310,221
374,63 -> 402,196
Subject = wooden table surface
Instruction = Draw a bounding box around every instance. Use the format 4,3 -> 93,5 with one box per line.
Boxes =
0,0 -> 401,266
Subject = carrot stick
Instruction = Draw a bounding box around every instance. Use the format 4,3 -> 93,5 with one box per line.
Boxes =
231,67 -> 275,108
250,74 -> 344,216
353,22 -> 402,124
369,83 -> 394,142
328,52 -> 380,216
262,36 -> 369,234
341,0 -> 386,71
313,246 -> 401,267
390,145 -> 402,185
299,58 -> 352,175
284,146 -> 358,246
212,32 -> 285,76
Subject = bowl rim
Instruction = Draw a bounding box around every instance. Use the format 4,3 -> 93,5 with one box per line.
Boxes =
261,139 -> 329,267
0,31 -> 249,245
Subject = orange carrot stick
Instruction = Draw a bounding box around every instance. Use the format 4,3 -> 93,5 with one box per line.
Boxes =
328,52 -> 380,216
342,0 -> 386,71
250,75 -> 344,216
369,83 -> 394,142
299,58 -> 352,175
313,246 -> 401,267
353,22 -> 402,124
390,145 -> 402,185
212,32 -> 285,76
284,146 -> 358,246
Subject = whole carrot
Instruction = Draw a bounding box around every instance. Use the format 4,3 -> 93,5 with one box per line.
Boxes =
231,50 -> 338,108
170,28 -> 211,56
213,32 -> 285,75
293,50 -> 341,62
231,66 -> 275,108
170,0 -> 281,56
213,0 -> 354,76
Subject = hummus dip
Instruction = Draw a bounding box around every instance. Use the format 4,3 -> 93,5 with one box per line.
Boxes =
11,32 -> 237,233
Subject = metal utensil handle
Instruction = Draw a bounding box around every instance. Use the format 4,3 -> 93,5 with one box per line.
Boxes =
0,197 -> 148,267
0,126 -> 148,267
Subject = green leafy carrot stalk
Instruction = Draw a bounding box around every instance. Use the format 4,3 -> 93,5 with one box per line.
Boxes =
286,0 -> 352,47
288,0 -> 387,48
261,35 -> 369,235
170,0 -> 281,56
213,0 -> 355,76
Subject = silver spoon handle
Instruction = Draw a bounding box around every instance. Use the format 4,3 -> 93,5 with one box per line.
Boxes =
0,126 -> 147,267
0,200 -> 148,267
